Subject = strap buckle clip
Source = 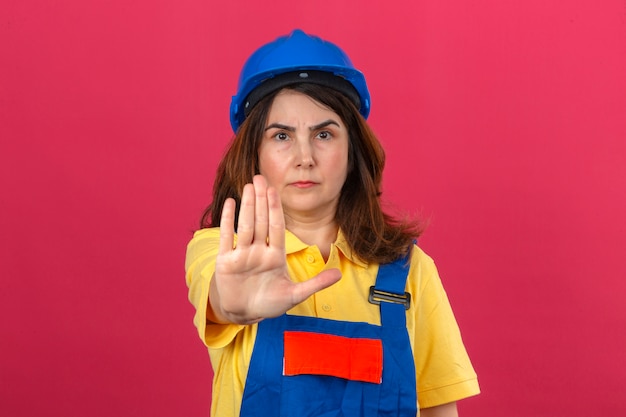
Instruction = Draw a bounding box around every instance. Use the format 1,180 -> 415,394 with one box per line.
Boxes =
368,286 -> 411,310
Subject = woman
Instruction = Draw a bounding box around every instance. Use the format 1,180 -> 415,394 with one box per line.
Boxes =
186,29 -> 479,417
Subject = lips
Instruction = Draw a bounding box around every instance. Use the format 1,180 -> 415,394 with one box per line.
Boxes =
290,181 -> 317,189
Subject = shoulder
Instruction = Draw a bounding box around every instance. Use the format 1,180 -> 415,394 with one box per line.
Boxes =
185,227 -> 222,269
409,244 -> 437,274
405,244 -> 444,296
187,227 -> 221,250
190,227 -> 221,242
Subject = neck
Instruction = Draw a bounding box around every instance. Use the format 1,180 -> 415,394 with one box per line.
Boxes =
285,214 -> 338,261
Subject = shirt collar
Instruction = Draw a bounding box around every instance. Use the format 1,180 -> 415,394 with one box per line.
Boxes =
285,229 -> 368,268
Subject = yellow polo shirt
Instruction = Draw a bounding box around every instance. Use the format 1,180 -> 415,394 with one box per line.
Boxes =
185,228 -> 479,416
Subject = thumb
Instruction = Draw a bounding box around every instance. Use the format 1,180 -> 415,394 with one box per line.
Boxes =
291,269 -> 342,306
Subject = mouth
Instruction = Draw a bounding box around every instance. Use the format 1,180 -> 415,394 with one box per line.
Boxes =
290,181 -> 318,189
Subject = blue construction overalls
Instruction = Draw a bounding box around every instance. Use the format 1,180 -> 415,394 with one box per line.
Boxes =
239,254 -> 418,417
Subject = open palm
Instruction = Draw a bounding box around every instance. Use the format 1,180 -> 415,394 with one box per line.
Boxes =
210,175 -> 341,324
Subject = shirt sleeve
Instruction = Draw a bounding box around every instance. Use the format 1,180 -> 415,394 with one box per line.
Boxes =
185,228 -> 244,348
407,247 -> 480,408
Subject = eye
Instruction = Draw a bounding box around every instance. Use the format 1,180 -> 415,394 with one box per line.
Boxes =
274,132 -> 289,141
316,130 -> 332,140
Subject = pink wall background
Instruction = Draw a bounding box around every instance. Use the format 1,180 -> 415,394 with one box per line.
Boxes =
2,0 -> 625,415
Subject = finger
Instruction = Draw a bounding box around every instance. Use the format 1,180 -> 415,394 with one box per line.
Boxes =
291,269 -> 342,305
218,198 -> 236,255
252,175 -> 269,245
267,185 -> 285,250
237,183 -> 255,246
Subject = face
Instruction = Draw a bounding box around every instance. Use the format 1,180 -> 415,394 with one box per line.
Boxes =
258,89 -> 349,222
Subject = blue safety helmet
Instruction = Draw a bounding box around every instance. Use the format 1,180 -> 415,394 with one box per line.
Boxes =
230,29 -> 371,132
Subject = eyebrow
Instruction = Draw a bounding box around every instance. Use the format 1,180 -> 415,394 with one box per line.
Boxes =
264,119 -> 341,132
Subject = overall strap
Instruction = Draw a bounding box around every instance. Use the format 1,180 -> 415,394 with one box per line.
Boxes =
369,248 -> 412,328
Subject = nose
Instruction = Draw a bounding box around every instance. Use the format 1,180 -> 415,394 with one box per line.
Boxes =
295,140 -> 314,167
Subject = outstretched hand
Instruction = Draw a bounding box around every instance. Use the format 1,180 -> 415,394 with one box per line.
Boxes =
209,175 -> 341,324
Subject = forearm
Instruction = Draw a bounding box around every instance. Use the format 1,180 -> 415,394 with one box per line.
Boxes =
420,402 -> 458,417
206,273 -> 231,324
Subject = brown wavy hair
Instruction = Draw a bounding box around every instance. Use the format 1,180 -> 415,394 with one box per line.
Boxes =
200,83 -> 423,264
